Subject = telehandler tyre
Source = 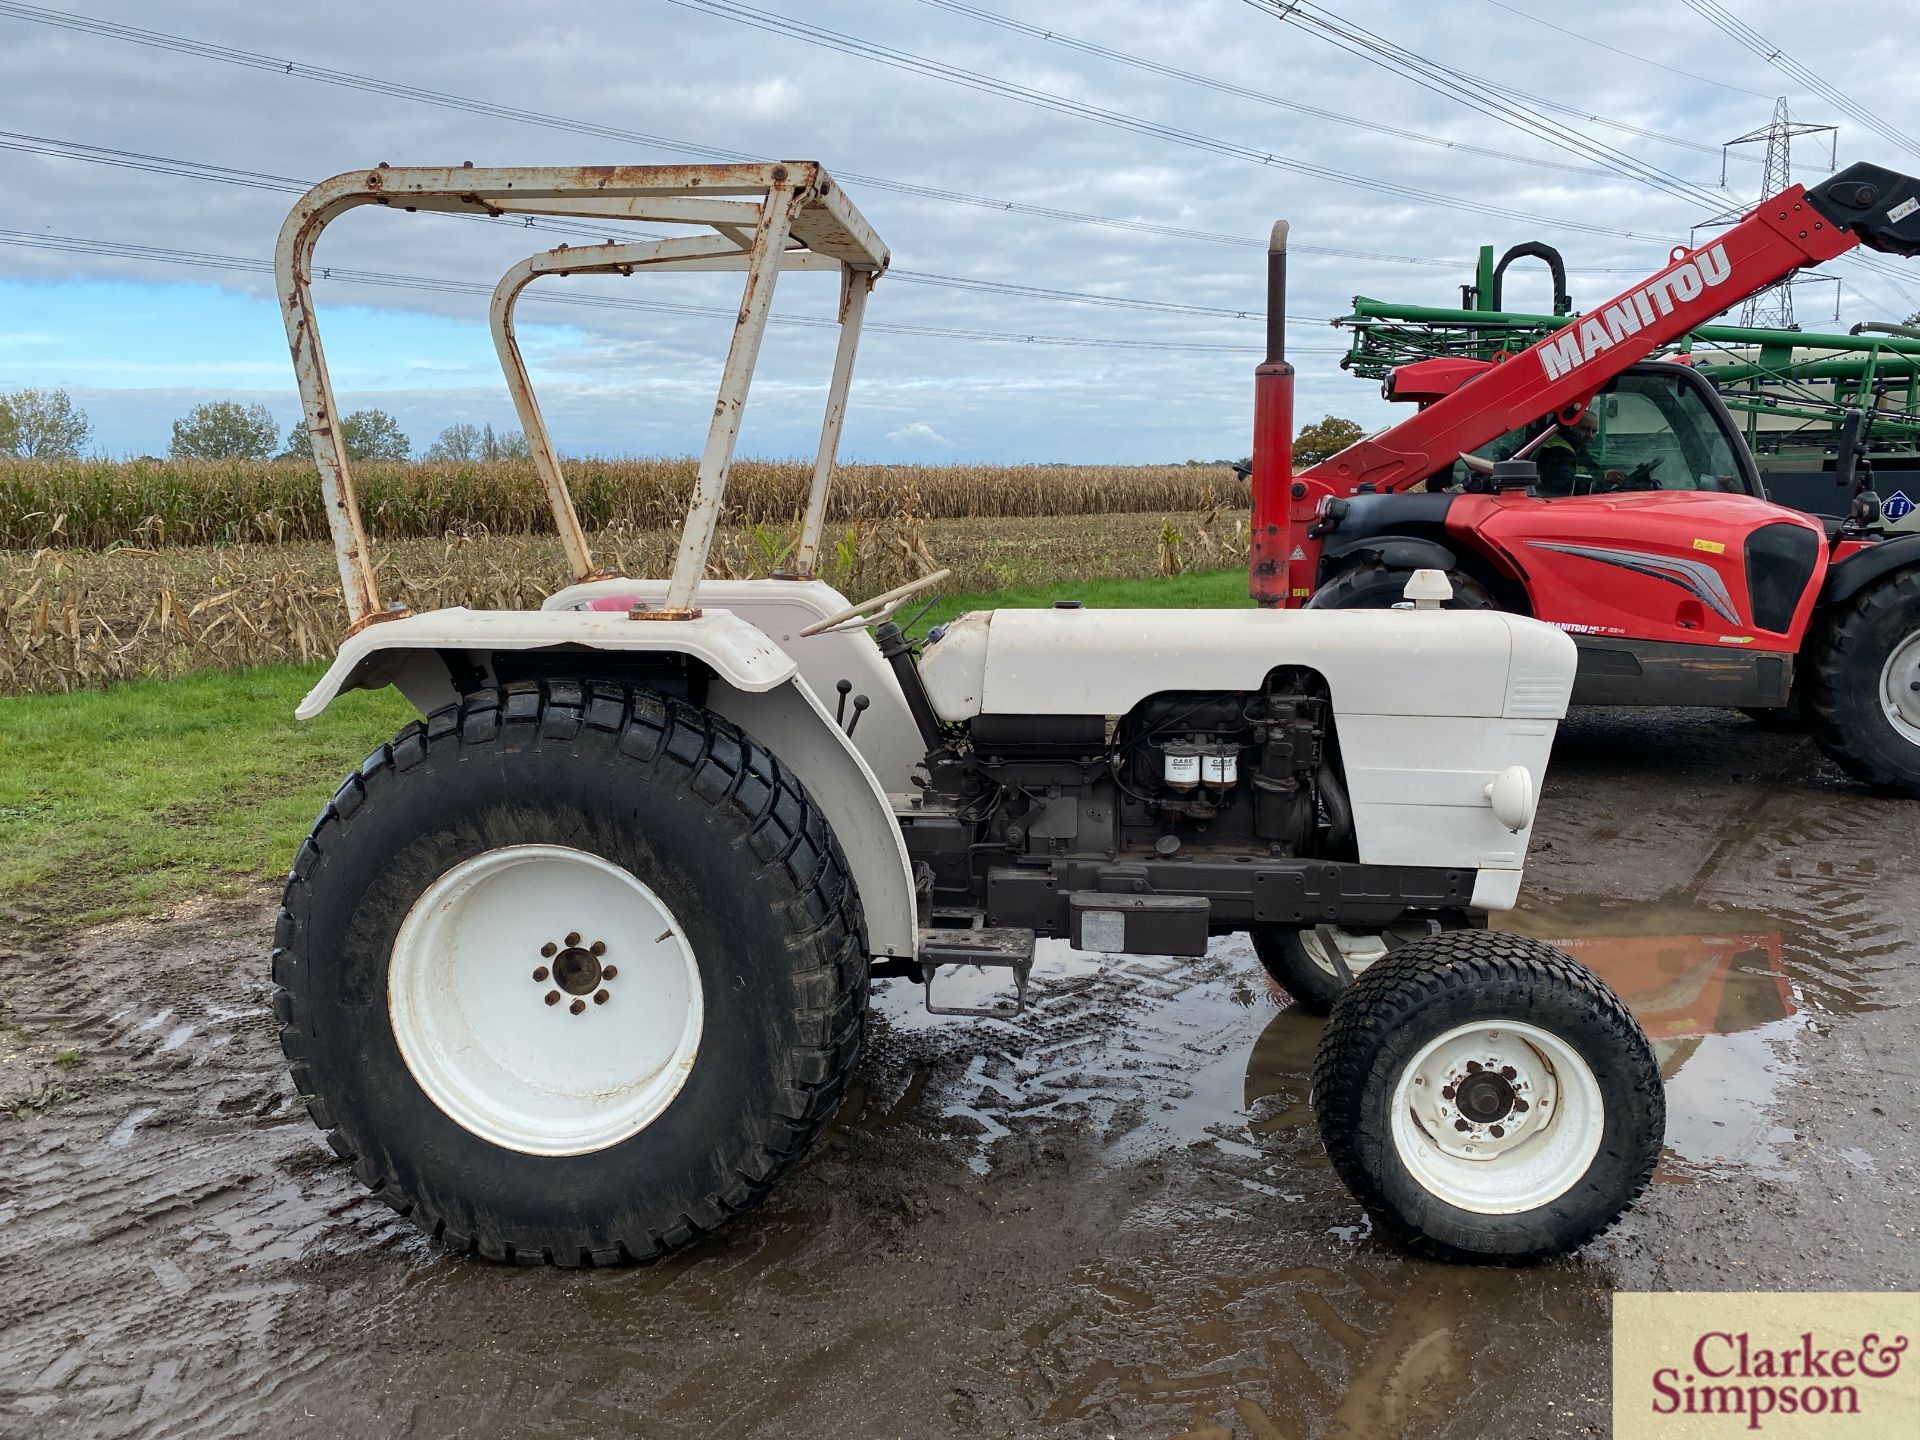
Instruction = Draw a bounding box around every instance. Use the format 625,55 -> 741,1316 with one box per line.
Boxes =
1804,568 -> 1920,797
273,680 -> 867,1266
1306,563 -> 1497,611
1313,930 -> 1663,1263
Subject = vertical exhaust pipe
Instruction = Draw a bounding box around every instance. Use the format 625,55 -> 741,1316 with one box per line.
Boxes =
1249,221 -> 1295,607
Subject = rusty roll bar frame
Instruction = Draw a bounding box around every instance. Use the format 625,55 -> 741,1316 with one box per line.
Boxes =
275,162 -> 889,628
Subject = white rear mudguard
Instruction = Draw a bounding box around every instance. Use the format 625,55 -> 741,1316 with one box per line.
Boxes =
296,605 -> 919,959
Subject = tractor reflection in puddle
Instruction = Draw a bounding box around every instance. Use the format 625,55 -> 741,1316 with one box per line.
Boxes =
1248,902 -> 1803,1177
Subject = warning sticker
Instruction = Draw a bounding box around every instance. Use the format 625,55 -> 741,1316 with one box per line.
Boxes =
1890,196 -> 1920,223
1290,545 -> 1306,560
1885,490 -> 1916,521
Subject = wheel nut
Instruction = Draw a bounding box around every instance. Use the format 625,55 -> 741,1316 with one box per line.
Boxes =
1466,1061 -> 1482,1073
533,966 -> 549,982
570,998 -> 586,1015
602,964 -> 618,980
565,931 -> 581,947
541,942 -> 557,958
1500,1065 -> 1517,1080
590,940 -> 606,955
544,991 -> 561,1006
1454,1118 -> 1470,1132
1490,1124 -> 1506,1139
1441,1086 -> 1456,1100
594,989 -> 610,1005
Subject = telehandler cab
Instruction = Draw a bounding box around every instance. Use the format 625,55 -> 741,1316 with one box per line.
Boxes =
274,162 -> 1661,1267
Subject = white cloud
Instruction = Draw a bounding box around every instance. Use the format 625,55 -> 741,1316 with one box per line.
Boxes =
885,420 -> 953,447
0,0 -> 1904,457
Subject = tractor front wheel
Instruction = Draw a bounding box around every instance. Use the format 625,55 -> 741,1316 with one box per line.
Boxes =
1253,926 -> 1391,1014
1805,568 -> 1920,797
1313,930 -> 1663,1263
273,681 -> 867,1265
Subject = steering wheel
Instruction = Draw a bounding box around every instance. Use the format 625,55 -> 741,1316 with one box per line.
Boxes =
1600,457 -> 1663,492
797,568 -> 952,637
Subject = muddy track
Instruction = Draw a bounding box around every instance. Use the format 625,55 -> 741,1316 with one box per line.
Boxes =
2,708 -> 1916,1438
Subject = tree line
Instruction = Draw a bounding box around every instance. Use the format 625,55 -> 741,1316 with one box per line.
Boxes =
0,389 -> 531,463
3,387 -> 1368,466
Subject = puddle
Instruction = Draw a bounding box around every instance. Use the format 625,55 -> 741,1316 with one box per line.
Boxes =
870,894 -> 1865,1189
1501,899 -> 1829,1179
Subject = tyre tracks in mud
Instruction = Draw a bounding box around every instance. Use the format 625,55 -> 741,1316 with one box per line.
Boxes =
1,708 -> 1916,1439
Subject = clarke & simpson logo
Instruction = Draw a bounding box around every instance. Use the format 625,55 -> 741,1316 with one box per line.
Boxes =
1614,1294 -> 1919,1438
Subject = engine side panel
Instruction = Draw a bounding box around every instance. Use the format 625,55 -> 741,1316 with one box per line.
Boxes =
917,607 -> 1566,721
917,608 -> 1574,885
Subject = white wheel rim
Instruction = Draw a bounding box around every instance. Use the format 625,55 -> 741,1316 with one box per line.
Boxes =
1301,927 -> 1389,980
388,844 -> 704,1156
1881,629 -> 1920,745
1389,1020 -> 1604,1215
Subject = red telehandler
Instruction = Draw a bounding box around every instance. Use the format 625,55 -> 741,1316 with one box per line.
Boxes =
1250,162 -> 1920,803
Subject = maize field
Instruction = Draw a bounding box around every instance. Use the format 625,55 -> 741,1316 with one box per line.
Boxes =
0,492 -> 1248,696
0,457 -> 1233,550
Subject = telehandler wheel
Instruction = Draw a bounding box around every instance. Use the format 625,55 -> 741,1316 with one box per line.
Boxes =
1312,930 -> 1663,1264
1306,563 -> 1497,611
1252,926 -> 1390,1014
273,680 -> 868,1267
1805,568 -> 1920,796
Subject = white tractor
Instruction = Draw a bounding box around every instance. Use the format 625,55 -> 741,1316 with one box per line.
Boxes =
273,162 -> 1664,1265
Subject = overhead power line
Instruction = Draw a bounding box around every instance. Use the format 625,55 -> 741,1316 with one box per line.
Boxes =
1234,1 -> 1920,313
0,129 -> 1338,323
1477,0 -> 1775,100
662,0 -> 1679,239
912,0 -> 1616,180
1240,0 -> 1735,212
0,2 -> 1476,268
1682,0 -> 1920,163
0,228 -> 1352,355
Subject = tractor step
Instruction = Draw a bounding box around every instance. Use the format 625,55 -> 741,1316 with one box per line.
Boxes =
915,926 -> 1037,1018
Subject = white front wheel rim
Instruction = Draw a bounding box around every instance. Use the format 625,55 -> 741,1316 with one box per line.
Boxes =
388,844 -> 704,1156
1301,927 -> 1390,981
1389,1021 -> 1604,1215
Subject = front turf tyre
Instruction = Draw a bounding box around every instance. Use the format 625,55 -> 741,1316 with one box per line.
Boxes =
1805,568 -> 1920,796
273,680 -> 867,1266
1312,931 -> 1663,1264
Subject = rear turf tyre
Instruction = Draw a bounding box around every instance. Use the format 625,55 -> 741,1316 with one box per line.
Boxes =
1252,926 -> 1390,1015
273,680 -> 867,1266
1312,930 -> 1663,1264
1806,569 -> 1920,796
1305,563 -> 1497,611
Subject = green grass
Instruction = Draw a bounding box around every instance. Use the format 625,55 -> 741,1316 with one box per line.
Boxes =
909,567 -> 1251,634
0,666 -> 411,925
0,568 -> 1248,925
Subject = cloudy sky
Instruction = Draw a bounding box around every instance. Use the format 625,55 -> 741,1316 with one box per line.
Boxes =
2,0 -> 1916,461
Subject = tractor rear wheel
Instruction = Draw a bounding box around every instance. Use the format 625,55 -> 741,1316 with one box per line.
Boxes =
1805,568 -> 1920,796
273,680 -> 867,1265
1313,930 -> 1663,1263
1306,563 -> 1497,611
